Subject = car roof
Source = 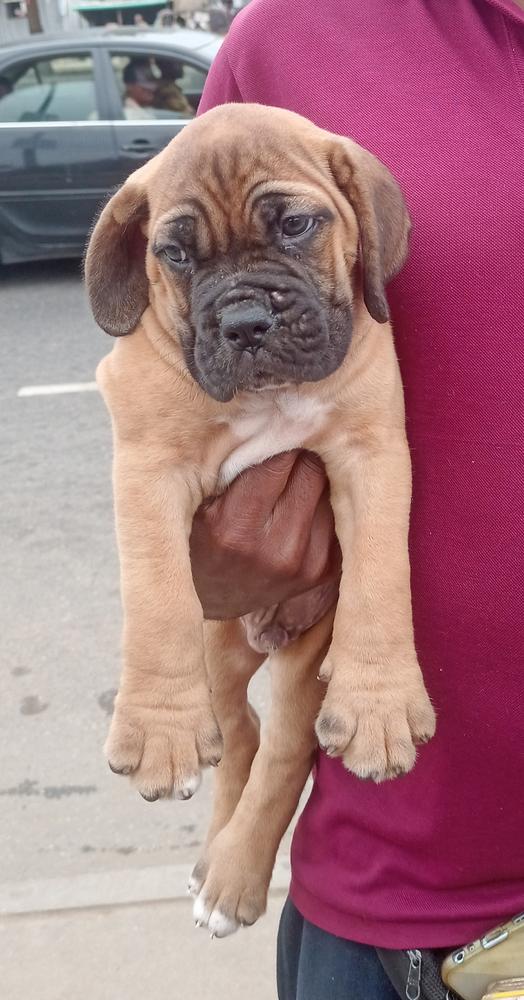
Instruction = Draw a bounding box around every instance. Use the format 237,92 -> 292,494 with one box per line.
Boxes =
0,27 -> 223,60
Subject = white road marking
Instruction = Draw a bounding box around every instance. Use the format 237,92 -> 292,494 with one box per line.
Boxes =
17,381 -> 99,398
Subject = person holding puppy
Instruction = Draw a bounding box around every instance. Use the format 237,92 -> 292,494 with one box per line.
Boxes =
191,0 -> 524,997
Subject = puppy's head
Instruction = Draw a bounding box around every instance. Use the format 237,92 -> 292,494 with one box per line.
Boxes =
85,104 -> 410,402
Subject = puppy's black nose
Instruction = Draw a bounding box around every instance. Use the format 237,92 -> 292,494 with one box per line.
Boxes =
220,302 -> 273,352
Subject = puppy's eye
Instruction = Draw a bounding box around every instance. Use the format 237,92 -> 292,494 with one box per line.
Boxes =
163,244 -> 189,266
281,215 -> 315,239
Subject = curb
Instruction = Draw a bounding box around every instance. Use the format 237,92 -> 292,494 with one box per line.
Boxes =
0,858 -> 291,917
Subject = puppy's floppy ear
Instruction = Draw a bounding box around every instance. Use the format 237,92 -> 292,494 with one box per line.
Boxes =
84,171 -> 150,337
328,138 -> 411,323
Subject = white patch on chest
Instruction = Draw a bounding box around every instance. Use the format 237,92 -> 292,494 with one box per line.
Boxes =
217,389 -> 332,489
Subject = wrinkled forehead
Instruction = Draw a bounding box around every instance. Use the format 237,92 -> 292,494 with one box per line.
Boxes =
149,107 -> 338,251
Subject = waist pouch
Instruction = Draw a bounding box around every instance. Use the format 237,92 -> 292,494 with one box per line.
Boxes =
376,947 -> 461,1000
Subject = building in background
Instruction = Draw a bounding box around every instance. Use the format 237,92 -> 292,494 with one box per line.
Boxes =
0,0 -> 249,42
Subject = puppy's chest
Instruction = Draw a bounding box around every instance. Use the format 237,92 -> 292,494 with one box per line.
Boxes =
216,392 -> 332,490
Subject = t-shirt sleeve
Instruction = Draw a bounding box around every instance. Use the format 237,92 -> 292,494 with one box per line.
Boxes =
198,42 -> 243,114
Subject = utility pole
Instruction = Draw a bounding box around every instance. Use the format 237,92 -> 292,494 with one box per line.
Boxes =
26,0 -> 43,33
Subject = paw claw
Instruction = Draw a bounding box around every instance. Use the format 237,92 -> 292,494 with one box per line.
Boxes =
316,654 -> 334,684
173,772 -> 201,801
140,790 -> 159,802
108,761 -> 133,776
197,726 -> 224,768
315,711 -> 356,757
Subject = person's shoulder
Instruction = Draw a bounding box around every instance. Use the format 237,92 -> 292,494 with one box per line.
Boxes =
224,0 -> 393,62
227,0 -> 322,42
229,0 -> 394,32
205,0 -> 401,107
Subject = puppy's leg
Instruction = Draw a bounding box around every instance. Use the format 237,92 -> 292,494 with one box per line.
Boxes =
315,433 -> 436,782
105,443 -> 222,802
203,619 -> 264,845
190,612 -> 333,937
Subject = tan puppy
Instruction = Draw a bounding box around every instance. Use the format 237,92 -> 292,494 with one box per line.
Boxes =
85,104 -> 436,938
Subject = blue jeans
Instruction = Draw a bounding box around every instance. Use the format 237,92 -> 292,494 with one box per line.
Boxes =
277,898 -> 400,1000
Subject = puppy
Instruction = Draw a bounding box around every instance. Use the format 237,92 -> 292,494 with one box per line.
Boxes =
85,103 -> 436,938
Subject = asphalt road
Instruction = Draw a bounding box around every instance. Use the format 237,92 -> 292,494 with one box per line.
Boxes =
1,259 -> 273,887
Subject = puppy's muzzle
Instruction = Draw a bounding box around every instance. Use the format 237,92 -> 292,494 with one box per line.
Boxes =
187,262 -> 350,401
219,302 -> 274,354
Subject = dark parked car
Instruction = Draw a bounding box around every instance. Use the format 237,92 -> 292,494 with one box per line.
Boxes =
0,29 -> 222,263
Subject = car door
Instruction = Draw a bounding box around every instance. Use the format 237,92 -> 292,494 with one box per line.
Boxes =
0,47 -> 119,263
100,46 -> 208,188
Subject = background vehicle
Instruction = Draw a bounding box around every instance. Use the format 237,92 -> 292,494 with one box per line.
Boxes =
0,28 -> 222,263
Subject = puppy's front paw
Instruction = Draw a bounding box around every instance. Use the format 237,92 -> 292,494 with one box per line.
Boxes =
105,686 -> 222,801
188,833 -> 270,937
315,652 -> 436,782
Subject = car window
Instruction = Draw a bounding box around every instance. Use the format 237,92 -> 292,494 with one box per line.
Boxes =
0,53 -> 98,124
110,51 -> 207,121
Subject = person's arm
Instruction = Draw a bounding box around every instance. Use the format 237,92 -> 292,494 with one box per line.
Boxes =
198,40 -> 243,113
190,451 -> 341,621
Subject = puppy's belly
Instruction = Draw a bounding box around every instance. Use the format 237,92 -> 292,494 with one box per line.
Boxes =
216,391 -> 332,489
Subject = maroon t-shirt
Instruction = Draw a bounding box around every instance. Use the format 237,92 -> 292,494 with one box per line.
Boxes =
200,0 -> 524,948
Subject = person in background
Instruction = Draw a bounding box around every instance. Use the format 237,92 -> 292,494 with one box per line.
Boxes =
189,1 -> 524,997
122,59 -> 157,119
